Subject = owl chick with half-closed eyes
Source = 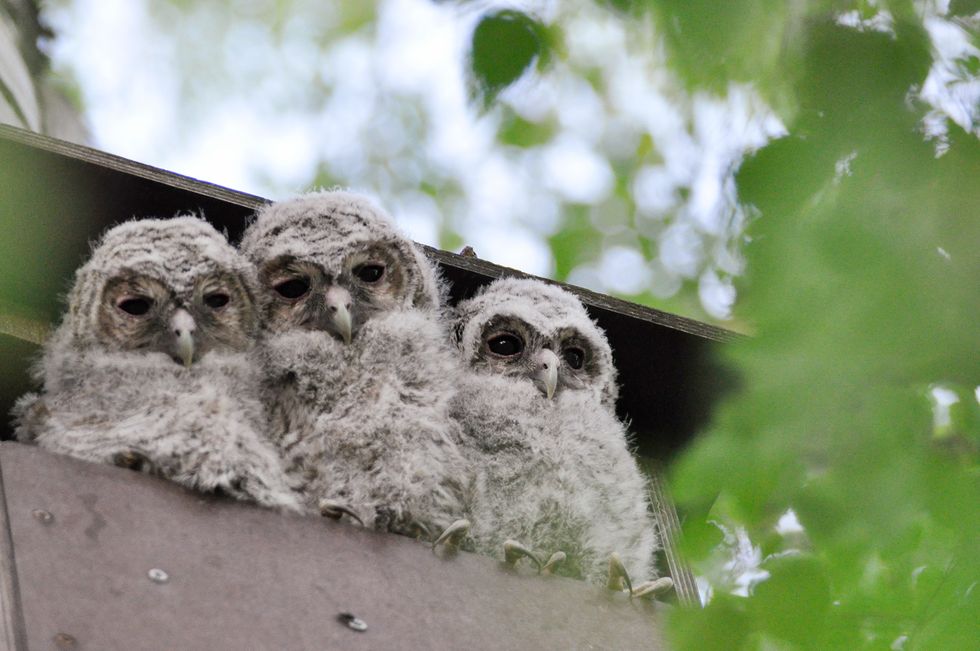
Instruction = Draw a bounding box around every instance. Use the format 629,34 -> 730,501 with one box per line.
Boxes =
449,277 -> 671,597
12,217 -> 301,512
239,191 -> 467,536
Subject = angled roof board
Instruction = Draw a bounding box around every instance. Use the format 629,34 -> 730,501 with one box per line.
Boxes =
0,123 -> 736,460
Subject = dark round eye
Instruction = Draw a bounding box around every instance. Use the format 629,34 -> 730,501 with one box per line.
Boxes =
274,277 -> 310,299
563,347 -> 585,370
354,263 -> 385,283
117,297 -> 153,316
487,333 -> 524,357
204,293 -> 230,309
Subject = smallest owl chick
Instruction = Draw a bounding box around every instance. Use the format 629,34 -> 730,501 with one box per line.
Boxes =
13,216 -> 301,512
450,278 -> 669,596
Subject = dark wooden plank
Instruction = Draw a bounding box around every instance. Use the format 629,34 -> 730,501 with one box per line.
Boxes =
0,122 -> 268,212
2,442 -> 668,651
0,447 -> 29,651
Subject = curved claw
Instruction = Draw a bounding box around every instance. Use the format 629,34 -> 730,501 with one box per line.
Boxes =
318,499 -> 364,526
112,450 -> 152,473
407,520 -> 433,541
607,552 -> 634,595
431,519 -> 471,551
503,539 -> 543,571
631,577 -> 674,599
541,551 -> 566,575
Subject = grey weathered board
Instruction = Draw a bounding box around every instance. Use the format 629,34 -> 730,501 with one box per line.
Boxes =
0,442 -> 667,651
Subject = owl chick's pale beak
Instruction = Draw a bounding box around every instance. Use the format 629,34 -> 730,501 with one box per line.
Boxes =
171,308 -> 196,367
324,285 -> 353,345
532,349 -> 559,400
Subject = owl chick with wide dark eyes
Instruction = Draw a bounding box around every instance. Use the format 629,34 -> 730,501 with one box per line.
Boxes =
239,191 -> 468,537
448,277 -> 671,597
12,217 -> 301,512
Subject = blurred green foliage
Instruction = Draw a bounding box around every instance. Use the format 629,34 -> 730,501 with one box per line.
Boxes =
630,3 -> 980,649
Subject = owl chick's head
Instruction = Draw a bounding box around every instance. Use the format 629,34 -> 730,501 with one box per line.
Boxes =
239,191 -> 443,342
452,278 -> 619,406
64,216 -> 258,365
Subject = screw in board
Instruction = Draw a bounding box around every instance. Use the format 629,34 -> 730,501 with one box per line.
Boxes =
338,612 -> 368,632
147,568 -> 170,584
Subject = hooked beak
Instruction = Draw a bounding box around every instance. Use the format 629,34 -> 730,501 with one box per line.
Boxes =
532,349 -> 559,400
170,308 -> 196,367
324,285 -> 353,345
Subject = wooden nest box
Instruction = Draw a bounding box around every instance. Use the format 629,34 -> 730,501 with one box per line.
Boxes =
0,125 -> 735,650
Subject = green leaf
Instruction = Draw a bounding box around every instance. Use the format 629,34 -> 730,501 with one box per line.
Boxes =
496,110 -> 555,148
667,594 -> 752,651
949,0 -> 980,17
469,10 -> 547,106
751,555 -> 831,648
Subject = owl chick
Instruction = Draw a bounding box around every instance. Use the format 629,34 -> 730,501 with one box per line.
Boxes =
239,191 -> 468,536
450,277 -> 671,596
12,217 -> 301,512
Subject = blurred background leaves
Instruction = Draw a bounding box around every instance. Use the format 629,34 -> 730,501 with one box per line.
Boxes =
3,0 -> 979,647
659,2 -> 979,649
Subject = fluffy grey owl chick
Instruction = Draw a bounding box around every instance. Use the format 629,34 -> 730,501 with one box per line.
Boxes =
12,217 -> 301,512
239,191 -> 467,536
451,277 -> 663,590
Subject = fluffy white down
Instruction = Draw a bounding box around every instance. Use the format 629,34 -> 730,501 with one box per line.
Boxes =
452,279 -> 660,585
13,217 -> 299,512
240,191 -> 444,309
14,346 -> 301,512
67,216 -> 256,346
242,191 -> 468,534
259,307 -> 469,533
453,277 -> 619,407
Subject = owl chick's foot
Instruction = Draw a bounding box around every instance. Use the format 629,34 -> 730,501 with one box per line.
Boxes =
630,577 -> 674,599
606,554 -> 671,598
112,450 -> 153,474
319,499 -> 364,526
606,552 -> 634,595
431,519 -> 471,551
503,539 -> 543,571
405,520 -> 433,541
541,551 -> 566,575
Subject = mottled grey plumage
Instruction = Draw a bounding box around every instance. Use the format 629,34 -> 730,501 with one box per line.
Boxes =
12,217 -> 301,511
452,278 -> 660,586
239,190 -> 467,535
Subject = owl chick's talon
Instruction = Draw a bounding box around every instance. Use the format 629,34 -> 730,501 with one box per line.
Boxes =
607,552 -> 634,595
319,499 -> 364,526
630,577 -> 674,599
112,450 -> 152,473
432,519 -> 471,551
541,551 -> 566,575
503,539 -> 543,571
407,520 -> 433,541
